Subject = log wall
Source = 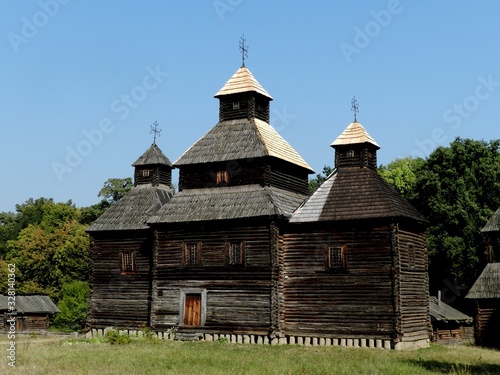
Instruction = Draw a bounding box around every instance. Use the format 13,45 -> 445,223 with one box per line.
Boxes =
283,224 -> 396,339
152,221 -> 276,335
88,231 -> 153,329
475,299 -> 500,347
395,225 -> 430,342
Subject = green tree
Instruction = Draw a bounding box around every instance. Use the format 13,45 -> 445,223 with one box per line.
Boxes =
309,165 -> 334,193
53,280 -> 90,332
378,157 -> 425,201
98,177 -> 133,205
411,138 -> 500,293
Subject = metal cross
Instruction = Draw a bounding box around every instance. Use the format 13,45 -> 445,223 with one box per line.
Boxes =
150,120 -> 161,144
239,34 -> 248,67
351,96 -> 359,122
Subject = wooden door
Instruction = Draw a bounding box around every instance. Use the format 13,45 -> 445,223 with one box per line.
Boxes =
184,294 -> 201,326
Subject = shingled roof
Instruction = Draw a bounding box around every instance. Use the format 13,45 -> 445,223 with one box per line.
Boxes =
429,296 -> 472,323
465,262 -> 500,299
214,66 -> 272,99
0,295 -> 60,314
291,167 -> 427,223
149,184 -> 307,224
482,206 -> 500,233
331,121 -> 380,149
174,118 -> 313,172
132,143 -> 172,167
86,184 -> 174,232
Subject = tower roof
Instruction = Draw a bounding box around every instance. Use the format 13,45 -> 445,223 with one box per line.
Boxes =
482,206 -> 500,233
330,121 -> 380,149
132,143 -> 172,167
290,167 -> 427,224
86,184 -> 174,232
465,262 -> 500,299
214,66 -> 273,99
174,118 -> 313,172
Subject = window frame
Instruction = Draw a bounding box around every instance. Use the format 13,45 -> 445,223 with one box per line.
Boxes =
325,244 -> 348,272
120,251 -> 136,275
226,240 -> 246,267
216,170 -> 230,186
182,242 -> 202,268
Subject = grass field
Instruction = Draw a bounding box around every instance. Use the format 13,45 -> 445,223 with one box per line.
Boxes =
1,335 -> 499,375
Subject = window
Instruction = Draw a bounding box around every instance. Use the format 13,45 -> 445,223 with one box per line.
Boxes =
216,171 -> 230,186
408,245 -> 416,270
347,150 -> 355,158
120,251 -> 136,274
226,241 -> 245,266
182,242 -> 201,267
232,101 -> 240,110
142,169 -> 150,177
325,244 -> 347,271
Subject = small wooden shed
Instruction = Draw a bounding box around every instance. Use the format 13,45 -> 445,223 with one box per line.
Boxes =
429,294 -> 473,344
0,295 -> 60,332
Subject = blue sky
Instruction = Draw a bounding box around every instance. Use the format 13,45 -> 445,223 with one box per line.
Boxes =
1,1 -> 499,213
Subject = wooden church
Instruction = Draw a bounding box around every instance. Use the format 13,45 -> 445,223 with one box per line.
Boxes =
87,56 -> 430,349
465,207 -> 500,348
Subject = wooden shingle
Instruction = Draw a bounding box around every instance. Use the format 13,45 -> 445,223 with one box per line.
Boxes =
148,184 -> 307,224
174,118 -> 313,172
465,263 -> 500,299
214,66 -> 272,99
86,184 -> 174,232
291,167 -> 427,223
331,121 -> 380,149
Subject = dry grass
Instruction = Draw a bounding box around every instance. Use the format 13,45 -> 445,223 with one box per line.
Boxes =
1,335 -> 499,375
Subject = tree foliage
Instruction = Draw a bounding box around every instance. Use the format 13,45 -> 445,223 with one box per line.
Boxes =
409,138 -> 500,293
98,177 -> 133,205
53,280 -> 90,332
378,157 -> 425,201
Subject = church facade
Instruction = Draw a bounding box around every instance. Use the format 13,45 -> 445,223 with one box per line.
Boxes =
87,63 -> 429,349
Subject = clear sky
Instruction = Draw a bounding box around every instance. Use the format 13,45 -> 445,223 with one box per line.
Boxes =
1,1 -> 499,213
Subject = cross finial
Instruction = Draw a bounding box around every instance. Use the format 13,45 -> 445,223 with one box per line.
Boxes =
351,96 -> 359,122
150,120 -> 161,144
239,34 -> 248,67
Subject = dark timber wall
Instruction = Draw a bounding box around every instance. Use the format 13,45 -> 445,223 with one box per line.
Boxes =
151,220 -> 278,335
88,231 -> 153,329
283,221 -> 429,345
283,223 -> 396,339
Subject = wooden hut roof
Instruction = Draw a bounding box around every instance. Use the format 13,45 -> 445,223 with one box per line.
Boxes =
214,66 -> 272,99
330,121 -> 380,149
132,143 -> 172,167
148,184 -> 307,224
465,262 -> 500,299
86,184 -> 174,232
174,118 -> 314,172
0,295 -> 60,314
290,167 -> 427,223
429,296 -> 472,323
482,206 -> 500,233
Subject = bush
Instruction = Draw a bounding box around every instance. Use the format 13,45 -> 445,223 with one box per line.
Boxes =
105,329 -> 131,345
53,281 -> 89,332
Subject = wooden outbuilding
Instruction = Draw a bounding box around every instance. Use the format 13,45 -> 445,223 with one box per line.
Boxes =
429,293 -> 473,344
0,295 -> 60,332
86,143 -> 174,329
